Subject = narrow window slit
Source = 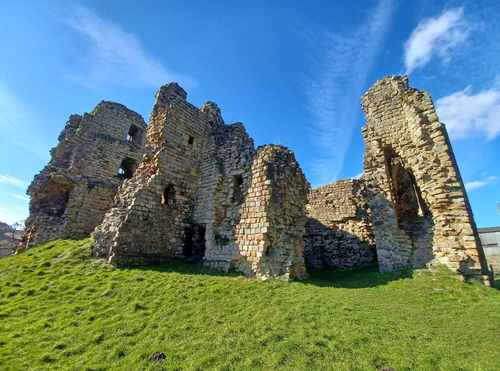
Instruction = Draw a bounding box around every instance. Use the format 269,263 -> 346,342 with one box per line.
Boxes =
162,184 -> 175,205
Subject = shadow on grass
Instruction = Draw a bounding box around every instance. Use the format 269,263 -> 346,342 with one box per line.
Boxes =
302,264 -> 413,288
124,261 -> 411,288
493,276 -> 500,290
123,261 -> 246,278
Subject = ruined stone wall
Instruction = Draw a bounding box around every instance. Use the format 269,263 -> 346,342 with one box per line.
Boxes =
304,179 -> 376,270
234,145 -> 309,280
20,76 -> 491,283
361,75 -> 490,283
194,120 -> 255,270
20,102 -> 146,250
92,85 -> 309,280
92,84 -> 209,264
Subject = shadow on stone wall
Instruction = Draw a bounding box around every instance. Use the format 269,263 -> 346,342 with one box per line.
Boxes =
303,218 -> 377,271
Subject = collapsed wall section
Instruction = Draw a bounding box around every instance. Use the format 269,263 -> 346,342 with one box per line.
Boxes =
234,145 -> 309,280
92,88 -> 310,281
304,179 -> 376,270
92,84 -> 209,264
193,119 -> 255,270
361,75 -> 491,283
19,102 -> 146,251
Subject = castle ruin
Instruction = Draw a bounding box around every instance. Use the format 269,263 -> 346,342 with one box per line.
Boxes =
18,76 -> 492,284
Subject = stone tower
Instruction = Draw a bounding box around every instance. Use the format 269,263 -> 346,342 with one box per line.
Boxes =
92,83 -> 309,280
361,75 -> 491,283
18,102 -> 146,251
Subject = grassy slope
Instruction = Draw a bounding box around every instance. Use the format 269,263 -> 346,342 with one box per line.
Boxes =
1,240 -> 499,371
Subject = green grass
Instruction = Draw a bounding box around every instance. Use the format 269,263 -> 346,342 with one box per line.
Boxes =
1,240 -> 499,370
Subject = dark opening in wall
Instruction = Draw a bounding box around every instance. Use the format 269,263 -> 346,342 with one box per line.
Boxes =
384,146 -> 434,267
36,183 -> 72,217
162,183 -> 175,205
117,157 -> 136,179
232,174 -> 244,203
188,135 -> 194,145
183,224 -> 206,263
126,124 -> 140,144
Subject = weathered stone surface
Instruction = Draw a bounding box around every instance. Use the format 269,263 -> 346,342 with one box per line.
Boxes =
304,179 -> 376,270
234,145 -> 309,280
361,75 -> 491,284
18,102 -> 146,251
19,75 -> 492,284
91,84 -> 307,280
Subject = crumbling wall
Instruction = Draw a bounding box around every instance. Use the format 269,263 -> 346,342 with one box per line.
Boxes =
92,86 -> 309,280
194,120 -> 255,270
361,75 -> 491,283
304,179 -> 376,270
234,145 -> 309,280
20,76 -> 491,284
92,84 -> 208,264
92,84 -> 257,267
19,102 -> 146,251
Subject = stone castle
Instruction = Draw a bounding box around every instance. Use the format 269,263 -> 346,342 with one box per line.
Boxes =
18,76 -> 492,284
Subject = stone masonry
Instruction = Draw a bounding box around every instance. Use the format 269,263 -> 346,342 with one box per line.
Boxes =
19,76 -> 492,283
361,76 -> 490,283
304,179 -> 376,270
91,83 -> 308,279
18,102 -> 146,251
234,145 -> 309,280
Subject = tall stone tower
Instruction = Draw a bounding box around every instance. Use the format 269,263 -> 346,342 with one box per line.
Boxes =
19,102 -> 146,251
361,75 -> 491,284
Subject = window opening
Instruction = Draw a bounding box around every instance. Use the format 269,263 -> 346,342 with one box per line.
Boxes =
117,158 -> 136,179
232,174 -> 244,203
126,124 -> 140,144
188,135 -> 194,145
162,183 -> 175,205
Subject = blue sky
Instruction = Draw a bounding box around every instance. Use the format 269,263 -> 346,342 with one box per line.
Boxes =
0,0 -> 499,227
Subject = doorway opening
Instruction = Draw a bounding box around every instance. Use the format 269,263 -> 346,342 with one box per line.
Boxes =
183,224 -> 207,263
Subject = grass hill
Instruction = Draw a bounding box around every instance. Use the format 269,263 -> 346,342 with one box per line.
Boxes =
1,240 -> 499,370
0,222 -> 21,258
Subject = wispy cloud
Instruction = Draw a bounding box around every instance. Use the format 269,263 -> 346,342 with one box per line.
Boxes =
66,6 -> 196,88
465,176 -> 498,191
0,83 -> 51,160
12,194 -> 30,202
404,7 -> 471,74
305,0 -> 395,186
0,175 -> 27,188
436,85 -> 500,140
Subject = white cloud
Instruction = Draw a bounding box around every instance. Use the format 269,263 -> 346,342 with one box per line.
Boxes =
66,6 -> 196,88
436,86 -> 500,140
305,0 -> 395,186
12,194 -> 30,202
465,176 -> 498,191
404,7 -> 471,74
0,175 -> 27,188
